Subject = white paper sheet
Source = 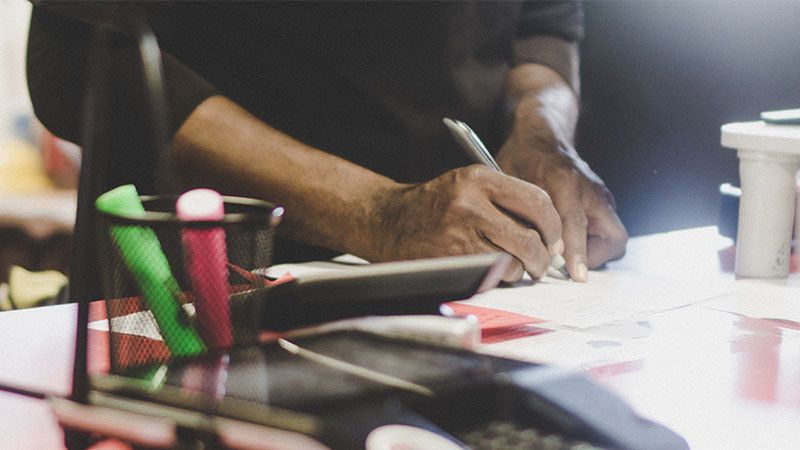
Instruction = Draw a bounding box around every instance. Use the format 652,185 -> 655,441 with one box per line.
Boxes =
478,305 -> 755,371
699,276 -> 800,323
478,327 -> 650,370
460,269 -> 729,329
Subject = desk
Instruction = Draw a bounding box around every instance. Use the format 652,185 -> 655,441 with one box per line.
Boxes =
0,302 -> 108,449
477,227 -> 800,450
1,227 -> 798,449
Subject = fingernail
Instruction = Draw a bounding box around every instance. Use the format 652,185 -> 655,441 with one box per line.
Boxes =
576,262 -> 588,282
551,238 -> 565,255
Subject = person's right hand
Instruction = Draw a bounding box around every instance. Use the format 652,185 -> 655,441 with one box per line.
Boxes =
166,96 -> 561,282
368,165 -> 564,282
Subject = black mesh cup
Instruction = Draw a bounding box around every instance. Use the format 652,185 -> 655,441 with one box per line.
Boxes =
97,194 -> 283,374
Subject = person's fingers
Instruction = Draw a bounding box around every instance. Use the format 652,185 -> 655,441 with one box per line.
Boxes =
456,169 -> 552,281
484,173 -> 563,255
560,208 -> 589,281
586,199 -> 628,268
475,236 -> 525,283
463,223 -> 525,283
550,185 -> 589,282
501,259 -> 525,283
480,207 -> 552,279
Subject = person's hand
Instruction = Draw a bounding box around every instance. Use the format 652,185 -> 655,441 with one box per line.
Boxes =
369,165 -> 564,282
495,135 -> 627,281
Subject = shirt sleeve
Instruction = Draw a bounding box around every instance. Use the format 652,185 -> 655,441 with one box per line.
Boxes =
511,1 -> 583,94
516,0 -> 584,42
26,3 -> 218,147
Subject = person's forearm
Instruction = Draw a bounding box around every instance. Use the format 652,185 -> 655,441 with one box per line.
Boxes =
170,95 -> 397,260
505,63 -> 579,153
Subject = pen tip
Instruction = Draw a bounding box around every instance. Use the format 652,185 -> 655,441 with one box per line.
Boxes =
550,254 -> 571,280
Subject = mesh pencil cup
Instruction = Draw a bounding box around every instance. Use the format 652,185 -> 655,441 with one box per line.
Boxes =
96,186 -> 283,374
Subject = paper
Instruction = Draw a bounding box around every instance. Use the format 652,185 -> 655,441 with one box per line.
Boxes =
258,251 -> 732,330
460,269 -> 729,329
478,327 -> 649,370
445,303 -> 549,344
446,303 -> 544,329
478,304 -> 749,371
699,276 -> 800,323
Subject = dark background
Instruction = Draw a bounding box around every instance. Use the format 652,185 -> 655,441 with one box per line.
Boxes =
576,1 -> 800,237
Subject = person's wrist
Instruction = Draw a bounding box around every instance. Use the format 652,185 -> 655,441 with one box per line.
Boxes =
504,83 -> 577,154
512,117 -> 572,157
497,126 -> 566,179
348,178 -> 412,262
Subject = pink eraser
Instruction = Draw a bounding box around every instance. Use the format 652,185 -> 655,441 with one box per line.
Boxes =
177,189 -> 233,350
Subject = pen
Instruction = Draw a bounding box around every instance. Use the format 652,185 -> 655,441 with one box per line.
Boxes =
177,188 -> 233,350
443,117 -> 570,279
96,184 -> 206,357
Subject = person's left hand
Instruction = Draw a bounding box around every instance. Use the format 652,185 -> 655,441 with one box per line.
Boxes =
495,132 -> 627,281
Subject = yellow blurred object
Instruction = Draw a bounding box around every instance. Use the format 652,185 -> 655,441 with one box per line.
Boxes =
7,264 -> 67,309
0,284 -> 12,311
0,139 -> 57,193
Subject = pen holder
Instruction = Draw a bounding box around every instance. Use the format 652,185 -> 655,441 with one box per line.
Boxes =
97,194 -> 283,374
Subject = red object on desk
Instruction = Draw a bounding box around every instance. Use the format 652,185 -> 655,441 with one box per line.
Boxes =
447,303 -> 550,344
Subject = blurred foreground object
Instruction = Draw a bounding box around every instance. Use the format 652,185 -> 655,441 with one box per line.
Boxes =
0,264 -> 67,310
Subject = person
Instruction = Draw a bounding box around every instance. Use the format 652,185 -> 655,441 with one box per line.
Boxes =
27,1 -> 626,297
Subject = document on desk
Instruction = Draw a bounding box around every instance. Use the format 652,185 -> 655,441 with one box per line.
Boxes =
478,326 -> 649,370
218,250 -> 800,332
478,304 -> 754,371
698,276 -> 800,323
460,269 -> 728,329
259,258 -> 730,330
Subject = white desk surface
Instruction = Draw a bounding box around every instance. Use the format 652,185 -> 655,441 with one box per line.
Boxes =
1,226 -> 799,449
476,227 -> 800,450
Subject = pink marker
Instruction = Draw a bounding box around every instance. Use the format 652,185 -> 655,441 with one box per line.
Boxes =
177,189 -> 233,350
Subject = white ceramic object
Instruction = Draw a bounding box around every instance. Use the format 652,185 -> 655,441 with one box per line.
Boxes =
721,121 -> 800,278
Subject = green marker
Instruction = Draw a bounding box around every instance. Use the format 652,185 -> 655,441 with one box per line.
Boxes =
96,185 -> 205,358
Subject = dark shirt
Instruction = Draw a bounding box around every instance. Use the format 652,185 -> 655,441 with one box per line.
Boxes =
27,1 -> 582,296
29,1 -> 582,182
